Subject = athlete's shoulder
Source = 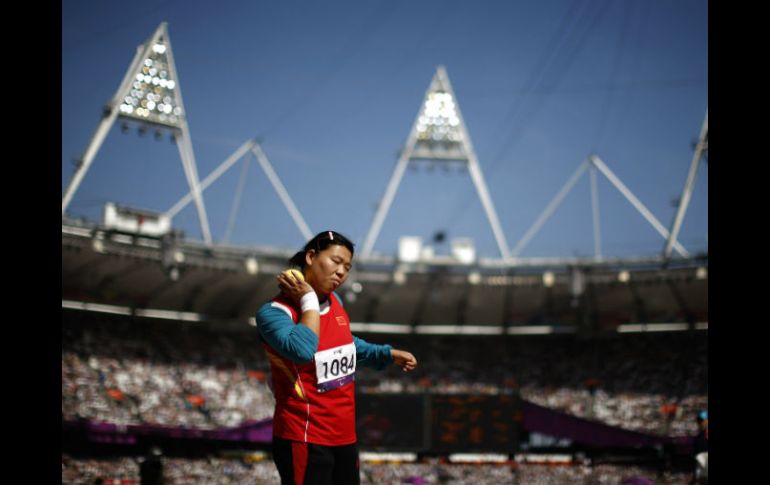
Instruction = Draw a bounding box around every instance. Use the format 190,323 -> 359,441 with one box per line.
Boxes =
256,295 -> 297,323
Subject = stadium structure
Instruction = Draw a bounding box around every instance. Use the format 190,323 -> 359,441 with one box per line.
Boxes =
62,23 -> 708,484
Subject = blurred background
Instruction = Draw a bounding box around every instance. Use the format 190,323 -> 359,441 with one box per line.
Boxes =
62,0 -> 708,483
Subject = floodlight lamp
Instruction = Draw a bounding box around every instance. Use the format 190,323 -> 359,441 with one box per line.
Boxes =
416,91 -> 462,144
119,45 -> 182,128
618,270 -> 630,283
245,257 -> 259,275
543,271 -> 555,287
168,267 -> 180,281
393,270 -> 407,285
92,239 -> 105,254
695,267 -> 707,280
468,271 -> 482,285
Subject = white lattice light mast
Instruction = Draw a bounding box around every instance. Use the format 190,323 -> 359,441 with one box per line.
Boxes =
664,110 -> 708,261
61,22 -> 213,244
165,138 -> 314,242
361,66 -> 511,260
509,154 -> 691,261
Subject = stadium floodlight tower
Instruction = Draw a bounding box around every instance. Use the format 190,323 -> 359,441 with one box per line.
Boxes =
361,66 -> 511,261
164,138 -> 314,243
509,154 -> 692,262
61,22 -> 213,245
663,110 -> 708,262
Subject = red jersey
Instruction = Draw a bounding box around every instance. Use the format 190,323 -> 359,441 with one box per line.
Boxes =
263,292 -> 358,446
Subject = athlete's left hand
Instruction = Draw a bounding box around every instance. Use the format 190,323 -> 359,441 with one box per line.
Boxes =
390,349 -> 417,372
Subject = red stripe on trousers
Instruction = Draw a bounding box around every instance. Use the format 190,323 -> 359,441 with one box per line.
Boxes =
291,441 -> 309,485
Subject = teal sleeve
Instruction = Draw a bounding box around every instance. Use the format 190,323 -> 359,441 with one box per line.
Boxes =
353,335 -> 393,370
255,302 -> 318,363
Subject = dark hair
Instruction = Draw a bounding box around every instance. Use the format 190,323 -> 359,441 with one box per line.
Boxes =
288,231 -> 355,269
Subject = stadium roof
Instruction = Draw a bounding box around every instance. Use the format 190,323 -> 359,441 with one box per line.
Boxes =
63,218 -> 707,334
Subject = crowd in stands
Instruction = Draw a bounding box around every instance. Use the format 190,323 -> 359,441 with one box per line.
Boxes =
62,312 -> 275,429
161,457 -> 279,484
61,455 -> 693,484
362,462 -> 514,484
356,332 -> 707,437
62,311 -> 706,437
511,463 -> 690,485
62,455 -> 139,484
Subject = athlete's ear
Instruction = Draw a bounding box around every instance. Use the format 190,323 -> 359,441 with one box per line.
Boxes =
305,249 -> 317,267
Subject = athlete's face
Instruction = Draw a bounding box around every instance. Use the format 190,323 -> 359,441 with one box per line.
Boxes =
305,244 -> 353,296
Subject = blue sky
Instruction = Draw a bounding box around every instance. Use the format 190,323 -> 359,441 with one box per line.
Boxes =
62,0 -> 708,260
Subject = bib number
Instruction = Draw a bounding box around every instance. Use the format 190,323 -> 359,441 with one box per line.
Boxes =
315,343 -> 356,393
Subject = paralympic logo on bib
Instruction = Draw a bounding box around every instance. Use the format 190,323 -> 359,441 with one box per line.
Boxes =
315,343 -> 356,393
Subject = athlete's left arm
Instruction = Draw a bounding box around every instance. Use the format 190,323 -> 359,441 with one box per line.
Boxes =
336,292 -> 415,371
352,335 -> 393,370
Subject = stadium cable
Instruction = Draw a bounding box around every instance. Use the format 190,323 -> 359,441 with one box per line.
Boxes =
213,0 -> 446,244
62,0 -> 180,55
485,0 -> 586,162
590,0 -> 634,152
424,0 -> 587,238
438,0 -> 612,240
255,0 -> 399,141
197,1 -> 401,242
486,0 -> 611,167
603,0 -> 652,151
221,149 -> 252,244
342,0 -> 454,147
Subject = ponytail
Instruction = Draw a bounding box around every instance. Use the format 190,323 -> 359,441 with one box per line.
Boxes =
288,251 -> 306,268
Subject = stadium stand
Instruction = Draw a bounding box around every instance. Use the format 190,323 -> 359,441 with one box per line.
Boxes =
61,454 -> 696,484
63,308 -> 705,437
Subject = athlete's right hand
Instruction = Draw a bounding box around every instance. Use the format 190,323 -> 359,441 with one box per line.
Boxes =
277,272 -> 315,307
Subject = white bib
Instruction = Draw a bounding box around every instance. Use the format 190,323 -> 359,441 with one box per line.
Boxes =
314,342 -> 356,393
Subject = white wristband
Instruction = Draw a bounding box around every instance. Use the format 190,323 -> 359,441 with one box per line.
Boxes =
300,292 -> 320,313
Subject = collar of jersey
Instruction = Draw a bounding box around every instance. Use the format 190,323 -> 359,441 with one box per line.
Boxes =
319,299 -> 331,315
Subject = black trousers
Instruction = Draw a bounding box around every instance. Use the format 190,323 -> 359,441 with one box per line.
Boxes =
272,436 -> 360,485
